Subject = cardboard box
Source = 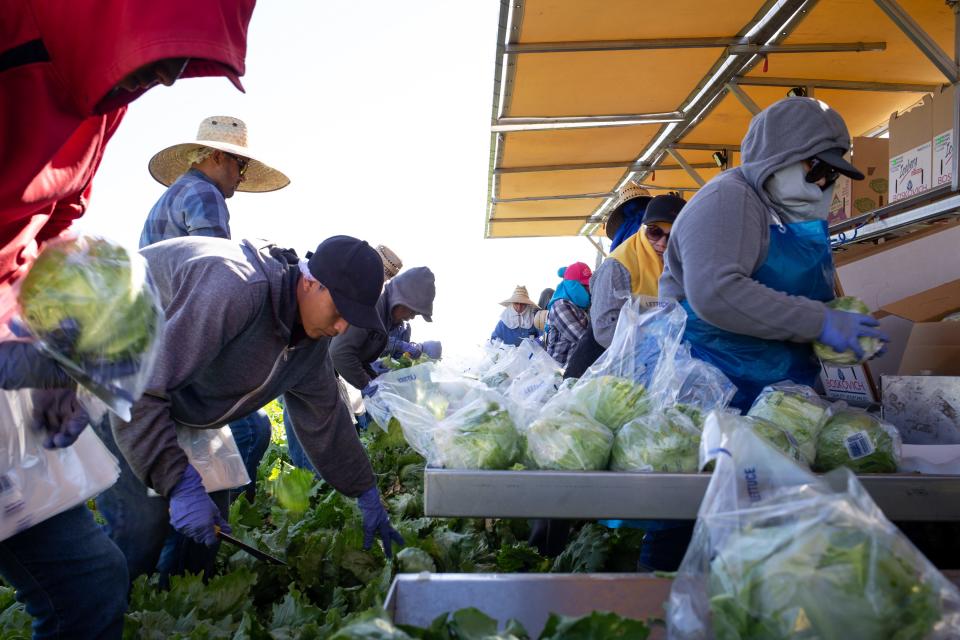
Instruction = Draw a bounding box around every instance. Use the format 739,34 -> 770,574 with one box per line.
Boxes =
932,85 -> 956,188
828,175 -> 852,225
875,278 -> 960,376
820,363 -> 878,407
827,137 -> 888,224
889,95 -> 933,203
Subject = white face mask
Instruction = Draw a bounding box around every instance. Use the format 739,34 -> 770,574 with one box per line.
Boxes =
763,162 -> 834,221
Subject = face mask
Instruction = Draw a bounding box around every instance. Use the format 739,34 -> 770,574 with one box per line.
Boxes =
763,162 -> 834,221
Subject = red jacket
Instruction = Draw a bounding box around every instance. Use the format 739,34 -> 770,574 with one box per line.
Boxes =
0,0 -> 256,317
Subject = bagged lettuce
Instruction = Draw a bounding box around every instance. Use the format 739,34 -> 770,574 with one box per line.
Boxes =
569,375 -> 650,432
610,405 -> 702,473
525,408 -> 613,471
747,383 -> 830,464
814,408 -> 901,473
814,297 -> 884,365
434,399 -> 521,470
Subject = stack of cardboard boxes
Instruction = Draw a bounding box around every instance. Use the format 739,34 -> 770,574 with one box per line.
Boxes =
888,86 -> 955,204
829,136 -> 889,226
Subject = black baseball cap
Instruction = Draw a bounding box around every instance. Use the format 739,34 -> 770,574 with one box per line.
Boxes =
813,147 -> 865,180
642,193 -> 686,226
307,236 -> 385,331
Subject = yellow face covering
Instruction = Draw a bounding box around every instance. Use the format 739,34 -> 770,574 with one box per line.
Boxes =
609,223 -> 672,297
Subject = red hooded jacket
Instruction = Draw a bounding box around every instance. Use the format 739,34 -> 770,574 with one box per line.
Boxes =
0,0 -> 256,316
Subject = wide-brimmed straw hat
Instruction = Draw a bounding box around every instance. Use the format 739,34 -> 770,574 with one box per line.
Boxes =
148,116 -> 290,193
376,244 -> 403,279
605,181 -> 652,240
500,285 -> 538,308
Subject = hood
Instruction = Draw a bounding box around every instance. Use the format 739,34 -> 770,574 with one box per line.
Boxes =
739,97 -> 852,211
28,0 -> 255,116
385,266 -> 436,322
241,240 -> 300,342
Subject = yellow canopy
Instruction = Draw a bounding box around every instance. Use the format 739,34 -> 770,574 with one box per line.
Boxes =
484,0 -> 956,239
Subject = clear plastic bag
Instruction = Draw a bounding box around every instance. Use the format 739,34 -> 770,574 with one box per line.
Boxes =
176,425 -> 251,493
611,406 -> 703,472
700,411 -> 807,472
650,344 -> 737,414
0,390 -> 120,541
669,415 -> 960,639
503,365 -> 563,429
814,406 -> 902,474
524,400 -> 613,471
746,382 -> 833,465
14,236 -> 164,421
480,337 -> 557,391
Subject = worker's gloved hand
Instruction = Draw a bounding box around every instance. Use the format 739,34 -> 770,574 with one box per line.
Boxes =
395,341 -> 422,359
168,464 -> 230,547
818,309 -> 889,360
361,381 -> 378,399
358,485 -> 405,558
31,388 -> 89,448
369,359 -> 390,376
421,340 -> 442,360
0,341 -> 73,390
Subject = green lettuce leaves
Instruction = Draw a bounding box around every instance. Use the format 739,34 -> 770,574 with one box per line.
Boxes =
814,409 -> 900,473
814,297 -> 884,365
610,405 -> 703,472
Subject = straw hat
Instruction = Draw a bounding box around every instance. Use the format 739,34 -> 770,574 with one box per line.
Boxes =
376,244 -> 403,279
148,116 -> 290,193
605,181 -> 652,240
500,285 -> 538,308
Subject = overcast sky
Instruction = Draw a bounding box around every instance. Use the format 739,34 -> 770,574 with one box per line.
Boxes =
78,1 -> 600,359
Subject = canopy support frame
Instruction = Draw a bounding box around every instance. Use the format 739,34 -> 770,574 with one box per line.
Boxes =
873,0 -> 960,84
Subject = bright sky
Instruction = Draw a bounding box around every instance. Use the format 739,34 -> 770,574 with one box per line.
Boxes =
78,1 -> 600,359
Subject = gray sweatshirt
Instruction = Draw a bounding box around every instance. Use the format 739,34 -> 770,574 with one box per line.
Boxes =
331,266 -> 435,390
588,259 -> 632,348
659,97 -> 852,342
115,237 -> 375,498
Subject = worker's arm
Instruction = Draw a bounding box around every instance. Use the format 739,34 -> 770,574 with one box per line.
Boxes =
589,260 -> 632,348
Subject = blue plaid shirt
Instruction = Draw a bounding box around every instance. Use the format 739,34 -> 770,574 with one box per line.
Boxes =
139,169 -> 231,248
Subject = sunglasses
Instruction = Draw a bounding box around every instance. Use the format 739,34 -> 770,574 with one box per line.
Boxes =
645,225 -> 670,243
805,157 -> 840,190
226,153 -> 250,177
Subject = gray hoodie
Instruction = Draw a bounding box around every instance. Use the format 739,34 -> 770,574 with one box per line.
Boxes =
659,97 -> 852,342
331,266 -> 436,390
114,236 -> 375,498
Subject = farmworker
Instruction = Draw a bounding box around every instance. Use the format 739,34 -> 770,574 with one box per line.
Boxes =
0,2 -> 256,637
490,285 -> 540,346
110,235 -> 406,582
605,182 -> 652,251
532,287 -> 554,341
544,262 -> 592,367
660,97 -> 888,412
563,193 -> 685,379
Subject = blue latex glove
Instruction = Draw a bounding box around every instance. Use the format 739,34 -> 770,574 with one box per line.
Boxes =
168,464 -> 231,546
370,360 -> 390,376
355,412 -> 372,430
0,341 -> 73,390
358,485 -> 405,558
421,340 -> 442,360
32,389 -> 89,448
395,341 -> 422,359
361,381 -> 378,399
818,309 -> 889,360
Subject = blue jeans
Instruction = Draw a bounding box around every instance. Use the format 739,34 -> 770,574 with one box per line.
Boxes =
283,410 -> 317,474
0,505 -> 128,639
228,410 -> 272,502
94,417 -> 228,582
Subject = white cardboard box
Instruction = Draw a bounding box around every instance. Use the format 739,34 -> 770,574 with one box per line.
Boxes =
890,141 -> 933,203
820,364 -> 878,407
934,129 -> 954,188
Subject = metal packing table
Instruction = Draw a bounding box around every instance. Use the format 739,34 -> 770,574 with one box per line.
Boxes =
424,469 -> 960,521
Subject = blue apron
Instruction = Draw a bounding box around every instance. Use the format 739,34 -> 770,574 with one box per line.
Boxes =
682,218 -> 835,412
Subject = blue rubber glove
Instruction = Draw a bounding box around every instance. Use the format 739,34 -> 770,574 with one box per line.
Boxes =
0,341 -> 73,390
358,485 -> 405,558
819,309 -> 889,360
168,464 -> 231,546
421,340 -> 442,360
355,412 -> 372,430
395,341 -> 422,359
370,360 -> 390,376
361,381 -> 379,399
32,389 -> 89,448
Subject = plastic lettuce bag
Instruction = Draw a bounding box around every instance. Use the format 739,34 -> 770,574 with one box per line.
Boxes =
700,412 -> 807,472
649,343 -> 736,413
525,402 -> 613,471
15,236 -> 164,421
814,297 -> 884,365
433,398 -> 522,470
610,405 -> 703,472
567,375 -> 650,433
814,407 -> 901,473
747,383 -> 831,464
669,414 -> 960,639
480,338 -> 556,391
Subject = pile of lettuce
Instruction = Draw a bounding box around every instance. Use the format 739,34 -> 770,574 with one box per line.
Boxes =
434,401 -> 521,470
814,409 -> 901,473
570,376 -> 650,432
814,297 -> 884,365
747,387 -> 828,464
525,409 -> 613,471
610,405 -> 703,473
708,516 -> 941,639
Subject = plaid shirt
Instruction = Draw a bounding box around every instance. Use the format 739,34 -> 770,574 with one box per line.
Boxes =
546,298 -> 589,367
139,169 -> 231,248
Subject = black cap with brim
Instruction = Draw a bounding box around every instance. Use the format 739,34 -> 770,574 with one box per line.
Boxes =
307,236 -> 385,332
815,148 -> 865,180
605,196 -> 653,241
329,290 -> 384,332
642,194 -> 686,226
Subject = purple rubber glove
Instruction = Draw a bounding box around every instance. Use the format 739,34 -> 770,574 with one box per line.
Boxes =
358,485 -> 405,558
395,341 -> 422,359
818,309 -> 889,360
421,340 -> 442,360
168,464 -> 231,546
0,341 -> 73,390
31,389 -> 89,448
370,359 -> 390,376
361,380 -> 379,399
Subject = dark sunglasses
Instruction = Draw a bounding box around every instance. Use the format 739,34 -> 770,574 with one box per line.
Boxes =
226,153 -> 250,177
645,225 -> 670,243
805,157 -> 840,190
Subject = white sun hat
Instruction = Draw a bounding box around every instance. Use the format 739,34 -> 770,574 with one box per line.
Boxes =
147,116 -> 290,193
